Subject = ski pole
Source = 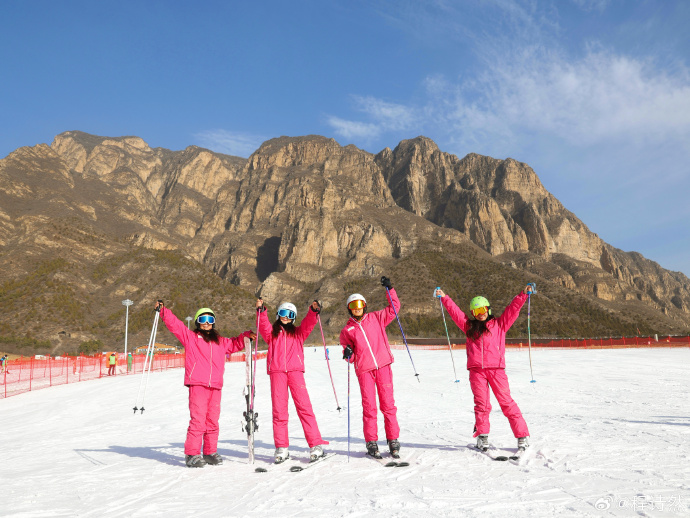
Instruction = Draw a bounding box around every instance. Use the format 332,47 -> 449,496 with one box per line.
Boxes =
526,283 -> 537,383
434,287 -> 460,383
133,304 -> 161,413
318,314 -> 341,411
384,286 -> 420,382
347,360 -> 350,462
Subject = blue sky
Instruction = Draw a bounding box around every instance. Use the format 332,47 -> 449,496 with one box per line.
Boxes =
2,0 -> 689,276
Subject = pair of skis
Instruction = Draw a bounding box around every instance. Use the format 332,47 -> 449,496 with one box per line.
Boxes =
242,329 -> 259,463
255,452 -> 337,473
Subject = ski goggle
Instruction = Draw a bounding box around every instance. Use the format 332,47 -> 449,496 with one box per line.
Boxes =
471,306 -> 489,317
348,300 -> 366,311
196,315 -> 215,325
277,309 -> 296,319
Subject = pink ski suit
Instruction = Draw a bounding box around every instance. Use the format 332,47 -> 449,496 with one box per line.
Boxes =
161,306 -> 252,456
441,292 -> 530,438
339,289 -> 401,443
258,306 -> 328,449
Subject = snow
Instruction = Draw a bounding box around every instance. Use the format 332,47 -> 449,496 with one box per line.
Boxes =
1,347 -> 689,517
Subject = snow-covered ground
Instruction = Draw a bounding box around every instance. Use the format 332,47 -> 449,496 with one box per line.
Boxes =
1,347 -> 689,517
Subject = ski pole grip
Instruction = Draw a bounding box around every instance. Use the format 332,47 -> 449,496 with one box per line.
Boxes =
434,287 -> 442,298
526,283 -> 537,294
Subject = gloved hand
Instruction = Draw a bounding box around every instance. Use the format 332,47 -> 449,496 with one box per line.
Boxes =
154,300 -> 164,311
380,276 -> 392,289
310,300 -> 322,313
342,345 -> 353,360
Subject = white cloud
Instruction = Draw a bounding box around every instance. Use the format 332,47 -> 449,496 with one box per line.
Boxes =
326,96 -> 417,141
193,129 -> 265,158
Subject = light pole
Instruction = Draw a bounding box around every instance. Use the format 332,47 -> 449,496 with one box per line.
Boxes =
122,299 -> 134,357
185,316 -> 192,329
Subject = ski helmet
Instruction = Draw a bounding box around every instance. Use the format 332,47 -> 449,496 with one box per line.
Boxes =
469,296 -> 492,316
277,302 -> 297,320
194,307 -> 216,328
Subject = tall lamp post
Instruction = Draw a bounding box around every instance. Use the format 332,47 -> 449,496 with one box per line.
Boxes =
185,316 -> 192,329
122,299 -> 134,357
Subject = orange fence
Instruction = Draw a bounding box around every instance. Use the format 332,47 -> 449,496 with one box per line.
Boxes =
1,351 -> 267,399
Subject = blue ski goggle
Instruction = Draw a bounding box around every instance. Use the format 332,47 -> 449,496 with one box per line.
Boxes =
277,308 -> 296,320
197,315 -> 215,325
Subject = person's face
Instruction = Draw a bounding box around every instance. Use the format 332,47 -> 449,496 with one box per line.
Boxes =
199,322 -> 213,331
280,316 -> 293,325
475,312 -> 488,321
352,307 -> 364,317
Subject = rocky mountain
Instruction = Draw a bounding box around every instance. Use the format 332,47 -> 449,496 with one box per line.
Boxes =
0,131 -> 688,355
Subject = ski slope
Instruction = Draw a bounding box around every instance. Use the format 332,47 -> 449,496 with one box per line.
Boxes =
1,347 -> 689,517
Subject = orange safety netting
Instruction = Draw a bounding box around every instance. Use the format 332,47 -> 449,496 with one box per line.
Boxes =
1,351 -> 267,399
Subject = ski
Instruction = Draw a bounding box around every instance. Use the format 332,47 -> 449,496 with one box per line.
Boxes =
242,337 -> 258,464
367,453 -> 409,468
468,444 -> 524,463
255,456 -> 299,473
289,452 -> 337,472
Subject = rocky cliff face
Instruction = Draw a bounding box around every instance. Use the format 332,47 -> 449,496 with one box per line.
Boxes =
0,131 -> 688,352
376,137 -> 690,315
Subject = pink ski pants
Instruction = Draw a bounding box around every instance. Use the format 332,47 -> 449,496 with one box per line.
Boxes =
270,371 -> 328,448
185,385 -> 222,455
357,365 -> 400,443
469,368 -> 529,438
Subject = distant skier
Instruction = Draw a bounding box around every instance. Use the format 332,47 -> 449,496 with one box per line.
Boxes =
434,286 -> 532,452
108,353 -> 117,376
339,276 -> 402,460
256,298 -> 329,464
156,301 -> 255,468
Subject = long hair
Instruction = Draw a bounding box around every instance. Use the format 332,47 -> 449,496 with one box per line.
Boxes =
272,319 -> 297,338
195,326 -> 220,343
466,314 -> 495,341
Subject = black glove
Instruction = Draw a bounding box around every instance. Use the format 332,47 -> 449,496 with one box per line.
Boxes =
380,276 -> 392,289
342,345 -> 353,360
310,300 -> 322,313
155,300 -> 164,312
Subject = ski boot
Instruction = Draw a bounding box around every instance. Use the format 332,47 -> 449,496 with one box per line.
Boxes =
203,452 -> 223,466
309,445 -> 325,462
366,441 -> 382,459
185,454 -> 207,468
387,439 -> 401,459
274,447 -> 289,464
517,437 -> 529,452
476,434 -> 489,452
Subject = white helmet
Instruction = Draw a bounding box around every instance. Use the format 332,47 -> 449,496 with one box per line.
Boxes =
277,302 -> 297,320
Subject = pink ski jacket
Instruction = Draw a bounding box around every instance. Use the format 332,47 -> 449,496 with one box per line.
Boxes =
339,289 -> 400,375
258,307 -> 318,374
160,307 -> 250,389
441,292 -> 527,370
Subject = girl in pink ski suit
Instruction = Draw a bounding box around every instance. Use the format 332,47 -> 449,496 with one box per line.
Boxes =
339,276 -> 401,458
256,299 -> 328,462
435,286 -> 531,449
157,302 -> 254,468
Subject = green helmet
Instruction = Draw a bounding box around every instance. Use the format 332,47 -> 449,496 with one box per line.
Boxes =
469,296 -> 492,316
194,307 -> 216,323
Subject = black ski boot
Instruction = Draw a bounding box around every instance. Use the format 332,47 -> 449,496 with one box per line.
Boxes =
366,441 -> 382,459
185,454 -> 207,468
387,439 -> 401,459
203,453 -> 223,465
